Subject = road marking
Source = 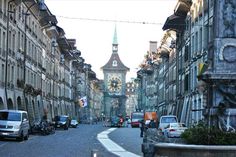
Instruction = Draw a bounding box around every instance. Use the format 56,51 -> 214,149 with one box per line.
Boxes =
97,128 -> 141,157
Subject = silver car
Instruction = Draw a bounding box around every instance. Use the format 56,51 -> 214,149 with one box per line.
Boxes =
0,110 -> 30,141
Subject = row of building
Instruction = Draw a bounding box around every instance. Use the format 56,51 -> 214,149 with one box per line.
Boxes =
0,0 -> 103,125
136,0 -> 236,129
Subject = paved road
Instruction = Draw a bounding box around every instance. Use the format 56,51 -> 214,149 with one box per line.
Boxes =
108,127 -> 143,156
0,123 -> 142,157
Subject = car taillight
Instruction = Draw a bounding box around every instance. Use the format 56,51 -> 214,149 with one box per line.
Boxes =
169,129 -> 176,132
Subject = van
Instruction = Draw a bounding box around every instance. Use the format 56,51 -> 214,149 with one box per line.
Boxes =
158,115 -> 178,133
144,111 -> 158,127
0,110 -> 30,141
131,112 -> 143,128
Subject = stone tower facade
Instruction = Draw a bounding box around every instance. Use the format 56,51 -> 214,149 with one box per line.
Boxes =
101,27 -> 129,118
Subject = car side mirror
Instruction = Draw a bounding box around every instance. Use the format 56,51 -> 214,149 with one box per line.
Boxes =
23,118 -> 27,122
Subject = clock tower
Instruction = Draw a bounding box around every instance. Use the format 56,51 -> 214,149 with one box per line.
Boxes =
101,27 -> 129,118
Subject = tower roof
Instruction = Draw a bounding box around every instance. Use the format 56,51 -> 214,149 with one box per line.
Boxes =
101,52 -> 130,71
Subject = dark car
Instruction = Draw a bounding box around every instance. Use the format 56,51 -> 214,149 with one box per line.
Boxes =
54,115 -> 70,130
110,116 -> 120,127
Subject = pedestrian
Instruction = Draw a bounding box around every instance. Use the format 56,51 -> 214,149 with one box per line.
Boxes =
148,119 -> 156,128
139,119 -> 145,137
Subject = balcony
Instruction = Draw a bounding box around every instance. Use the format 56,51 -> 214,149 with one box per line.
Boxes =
17,79 -> 25,89
174,0 -> 192,17
144,67 -> 154,75
159,47 -> 170,58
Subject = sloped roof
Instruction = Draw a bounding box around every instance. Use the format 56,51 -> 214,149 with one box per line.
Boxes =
101,52 -> 129,71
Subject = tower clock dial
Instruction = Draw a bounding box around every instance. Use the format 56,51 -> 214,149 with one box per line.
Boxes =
107,74 -> 122,93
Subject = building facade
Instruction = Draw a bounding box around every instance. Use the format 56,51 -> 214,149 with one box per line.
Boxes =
125,80 -> 138,117
137,0 -> 236,131
0,0 -> 102,126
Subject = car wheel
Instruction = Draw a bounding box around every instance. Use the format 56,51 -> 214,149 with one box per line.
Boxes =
24,132 -> 29,140
167,133 -> 170,138
17,132 -> 24,141
64,126 -> 68,130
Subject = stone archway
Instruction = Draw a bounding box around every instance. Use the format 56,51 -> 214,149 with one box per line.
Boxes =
7,98 -> 14,109
38,101 -> 42,117
0,97 -> 4,110
54,106 -> 58,116
49,104 -> 53,120
17,97 -> 23,110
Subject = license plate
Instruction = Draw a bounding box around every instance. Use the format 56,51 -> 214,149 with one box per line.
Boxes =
2,132 -> 9,135
57,125 -> 60,127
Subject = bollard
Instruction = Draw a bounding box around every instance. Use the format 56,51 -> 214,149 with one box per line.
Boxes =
91,149 -> 99,157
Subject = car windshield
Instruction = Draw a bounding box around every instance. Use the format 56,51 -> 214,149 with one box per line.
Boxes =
0,112 -> 21,121
161,117 -> 177,123
131,113 -> 143,119
60,117 -> 67,121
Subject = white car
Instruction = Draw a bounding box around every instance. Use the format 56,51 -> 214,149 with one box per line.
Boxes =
0,110 -> 30,141
158,115 -> 178,133
70,120 -> 78,128
164,123 -> 187,138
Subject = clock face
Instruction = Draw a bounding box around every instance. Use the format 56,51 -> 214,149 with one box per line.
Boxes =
107,74 -> 122,93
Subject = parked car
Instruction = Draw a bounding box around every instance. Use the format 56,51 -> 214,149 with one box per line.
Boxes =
110,116 -> 120,127
164,123 -> 188,138
158,115 -> 178,133
0,110 -> 30,141
70,119 -> 78,128
54,115 -> 70,130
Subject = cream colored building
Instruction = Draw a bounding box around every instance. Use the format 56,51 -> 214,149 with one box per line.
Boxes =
0,0 -> 102,125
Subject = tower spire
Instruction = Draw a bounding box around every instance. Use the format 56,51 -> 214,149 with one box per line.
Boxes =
112,25 -> 118,53
113,25 -> 118,45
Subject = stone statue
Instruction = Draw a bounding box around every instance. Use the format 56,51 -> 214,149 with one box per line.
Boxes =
216,85 -> 236,132
223,0 -> 236,37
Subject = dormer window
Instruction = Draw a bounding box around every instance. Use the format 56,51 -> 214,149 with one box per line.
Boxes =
112,60 -> 117,66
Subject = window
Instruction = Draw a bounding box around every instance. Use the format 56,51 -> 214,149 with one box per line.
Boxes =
11,65 -> 14,83
191,36 -> 194,56
1,64 -> 4,82
199,28 -> 202,51
17,65 -> 19,80
184,74 -> 189,92
3,32 -> 5,57
12,34 -> 15,52
112,60 -> 117,66
0,29 -> 1,56
184,45 -> 189,62
22,113 -> 28,121
195,31 -> 198,52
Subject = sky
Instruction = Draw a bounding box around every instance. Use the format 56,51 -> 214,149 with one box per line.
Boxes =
45,0 -> 177,81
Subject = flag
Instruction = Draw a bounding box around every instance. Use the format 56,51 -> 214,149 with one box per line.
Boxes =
198,63 -> 208,76
79,96 -> 87,107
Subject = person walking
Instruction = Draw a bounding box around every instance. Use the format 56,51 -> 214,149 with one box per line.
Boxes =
148,119 -> 157,128
139,119 -> 145,137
